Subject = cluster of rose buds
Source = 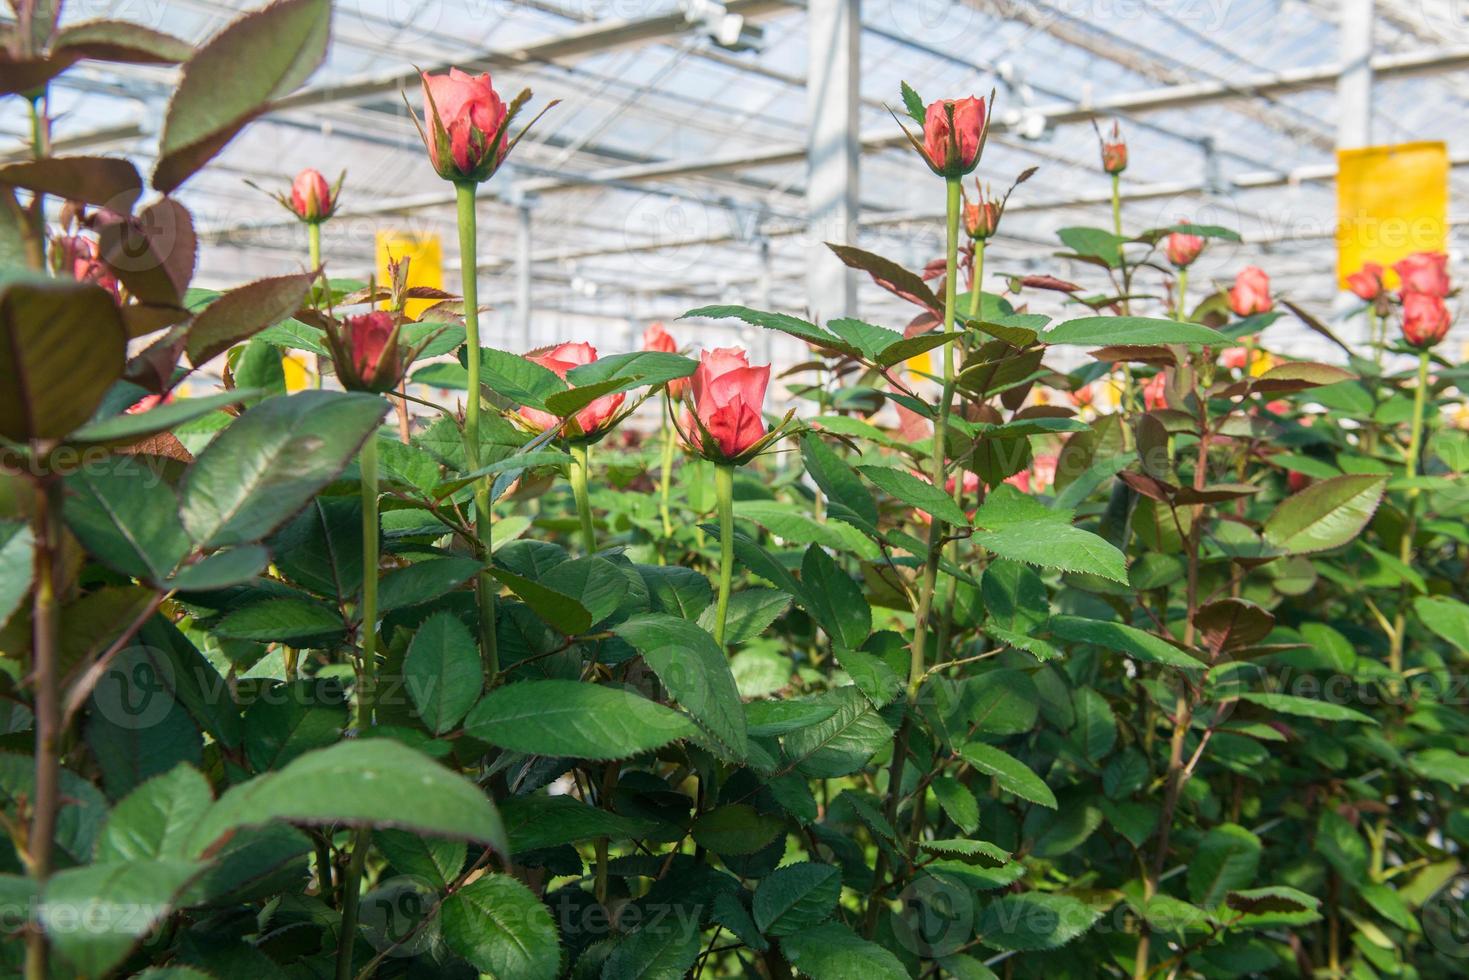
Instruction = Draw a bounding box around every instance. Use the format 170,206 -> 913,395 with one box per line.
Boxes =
510,331 -> 775,461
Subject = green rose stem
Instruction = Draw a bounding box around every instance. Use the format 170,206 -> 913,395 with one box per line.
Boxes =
1175,266 -> 1189,322
658,396 -> 677,543
455,180 -> 498,678
868,174 -> 963,939
25,475 -> 61,980
336,430 -> 381,980
935,236 -> 986,661
1388,349 -> 1432,675
1109,171 -> 1136,421
570,442 -> 597,554
308,221 -> 322,272
712,462 -> 736,647
909,175 -> 963,695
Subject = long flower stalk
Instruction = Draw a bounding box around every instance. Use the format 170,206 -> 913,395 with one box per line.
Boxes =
570,442 -> 597,554
455,181 -> 497,678
935,237 -> 985,661
1388,350 -> 1432,675
712,463 -> 736,647
336,430 -> 381,980
658,396 -> 677,542
1175,267 -> 1189,322
25,476 -> 61,980
908,176 -> 963,697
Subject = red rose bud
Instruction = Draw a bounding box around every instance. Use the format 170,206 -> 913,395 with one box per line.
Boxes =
331,311 -> 403,393
290,168 -> 334,222
921,96 -> 985,177
1143,372 -> 1168,411
517,342 -> 625,438
1401,292 -> 1451,348
1099,121 -> 1127,175
642,322 -> 676,353
962,195 -> 1001,240
56,234 -> 120,302
1287,470 -> 1312,493
643,322 -> 689,398
1069,384 -> 1094,408
686,347 -> 770,460
1165,231 -> 1204,268
420,68 -> 510,182
1228,266 -> 1273,317
1394,251 -> 1450,298
1345,261 -> 1383,301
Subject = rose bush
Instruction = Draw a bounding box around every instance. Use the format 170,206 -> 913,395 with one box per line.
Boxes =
1,4 -> 1467,979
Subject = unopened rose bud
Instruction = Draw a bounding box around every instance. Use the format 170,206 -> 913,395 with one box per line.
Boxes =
336,311 -> 402,392
419,68 -> 510,183
1166,231 -> 1204,269
1099,120 -> 1127,174
291,168 -> 334,223
920,96 -> 985,178
1345,262 -> 1383,301
1143,372 -> 1168,411
1228,266 -> 1273,317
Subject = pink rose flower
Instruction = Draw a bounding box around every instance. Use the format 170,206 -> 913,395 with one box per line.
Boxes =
686,347 -> 770,459
1394,251 -> 1450,298
1143,372 -> 1168,411
1401,292 -> 1451,348
420,68 -> 509,181
518,342 -> 625,437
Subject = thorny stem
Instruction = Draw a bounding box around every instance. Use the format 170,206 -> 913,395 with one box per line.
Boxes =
25,475 -> 61,980
713,463 -> 736,647
866,176 -> 963,940
456,181 -> 498,679
1136,427 -> 1211,980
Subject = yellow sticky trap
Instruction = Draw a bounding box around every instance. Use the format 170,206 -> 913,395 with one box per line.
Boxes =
1250,350 -> 1274,377
376,231 -> 444,319
1337,142 -> 1448,289
282,353 -> 312,392
906,351 -> 933,379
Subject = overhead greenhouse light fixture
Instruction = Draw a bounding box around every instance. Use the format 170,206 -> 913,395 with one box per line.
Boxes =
683,0 -> 766,52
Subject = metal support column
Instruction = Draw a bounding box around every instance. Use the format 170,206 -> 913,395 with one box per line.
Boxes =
805,0 -> 861,321
756,235 -> 774,367
1337,0 -> 1374,149
516,200 -> 534,351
